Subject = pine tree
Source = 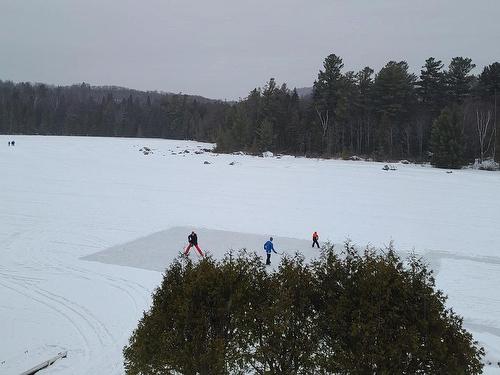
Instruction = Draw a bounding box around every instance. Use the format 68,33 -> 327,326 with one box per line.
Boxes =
418,57 -> 446,115
313,54 -> 345,155
356,67 -> 375,154
372,61 -> 417,157
256,119 -> 274,152
431,105 -> 465,168
446,57 -> 476,103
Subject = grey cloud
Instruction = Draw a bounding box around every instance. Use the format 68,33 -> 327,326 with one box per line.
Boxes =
0,0 -> 499,99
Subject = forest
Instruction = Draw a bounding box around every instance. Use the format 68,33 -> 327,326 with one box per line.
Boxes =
1,54 -> 499,167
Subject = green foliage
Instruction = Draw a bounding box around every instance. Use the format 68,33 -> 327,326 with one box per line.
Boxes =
312,54 -> 350,155
371,61 -> 417,157
418,57 -> 446,115
373,61 -> 417,120
341,149 -> 350,160
313,54 -> 345,113
250,256 -> 319,374
123,252 -> 267,375
0,81 -> 227,142
431,106 -> 465,168
215,128 -> 234,153
313,243 -> 484,374
478,62 -> 500,98
256,119 -> 274,152
124,245 -> 484,375
446,57 -> 476,103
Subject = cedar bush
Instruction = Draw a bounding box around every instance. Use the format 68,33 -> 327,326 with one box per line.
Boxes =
124,244 -> 484,375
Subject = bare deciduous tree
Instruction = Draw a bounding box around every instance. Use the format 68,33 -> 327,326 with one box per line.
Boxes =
476,108 -> 494,162
315,108 -> 329,138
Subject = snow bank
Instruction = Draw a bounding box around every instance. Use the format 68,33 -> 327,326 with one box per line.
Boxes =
473,158 -> 500,171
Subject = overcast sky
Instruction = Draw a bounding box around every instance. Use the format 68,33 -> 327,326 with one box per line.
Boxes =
1,0 -> 499,100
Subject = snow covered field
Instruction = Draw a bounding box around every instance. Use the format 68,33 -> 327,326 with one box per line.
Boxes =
1,135 -> 500,374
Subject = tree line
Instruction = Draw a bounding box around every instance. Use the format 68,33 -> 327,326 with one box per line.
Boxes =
0,81 -> 227,142
218,56 -> 499,167
123,245 -> 484,374
1,54 -> 499,167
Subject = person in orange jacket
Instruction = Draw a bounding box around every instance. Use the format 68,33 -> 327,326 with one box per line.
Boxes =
312,231 -> 320,248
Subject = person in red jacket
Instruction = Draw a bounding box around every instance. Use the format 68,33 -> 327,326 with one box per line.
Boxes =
312,231 -> 320,248
184,231 -> 204,257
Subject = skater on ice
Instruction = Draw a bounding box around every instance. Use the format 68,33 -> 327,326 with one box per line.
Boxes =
184,231 -> 204,257
312,231 -> 320,248
264,237 -> 278,265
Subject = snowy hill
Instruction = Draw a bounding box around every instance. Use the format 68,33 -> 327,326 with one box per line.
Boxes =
1,135 -> 500,374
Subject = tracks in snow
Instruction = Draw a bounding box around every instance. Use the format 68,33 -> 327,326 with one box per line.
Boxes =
0,257 -> 154,374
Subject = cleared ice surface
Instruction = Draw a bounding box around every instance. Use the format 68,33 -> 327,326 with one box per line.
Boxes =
82,226 -> 314,272
1,135 -> 500,374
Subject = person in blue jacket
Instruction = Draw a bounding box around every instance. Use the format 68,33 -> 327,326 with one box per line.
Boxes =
264,237 -> 278,265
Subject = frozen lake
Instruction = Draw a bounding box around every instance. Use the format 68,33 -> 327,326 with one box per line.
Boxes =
1,135 -> 500,374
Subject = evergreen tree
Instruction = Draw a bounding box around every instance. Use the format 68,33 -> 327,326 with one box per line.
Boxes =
414,58 -> 447,160
313,243 -> 484,374
313,54 -> 345,155
125,246 -> 484,375
256,119 -> 274,152
418,57 -> 446,114
446,57 -> 476,103
431,105 -> 465,168
123,252 -> 267,375
287,88 -> 301,153
251,255 -> 319,374
372,61 -> 417,156
478,62 -> 500,98
356,67 -> 375,154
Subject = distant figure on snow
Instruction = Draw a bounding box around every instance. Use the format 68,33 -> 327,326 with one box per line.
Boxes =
8,141 -> 11,146
312,231 -> 320,248
264,237 -> 278,265
184,231 -> 204,257
11,140 -> 15,146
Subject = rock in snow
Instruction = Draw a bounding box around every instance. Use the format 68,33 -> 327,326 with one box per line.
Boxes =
139,146 -> 152,155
